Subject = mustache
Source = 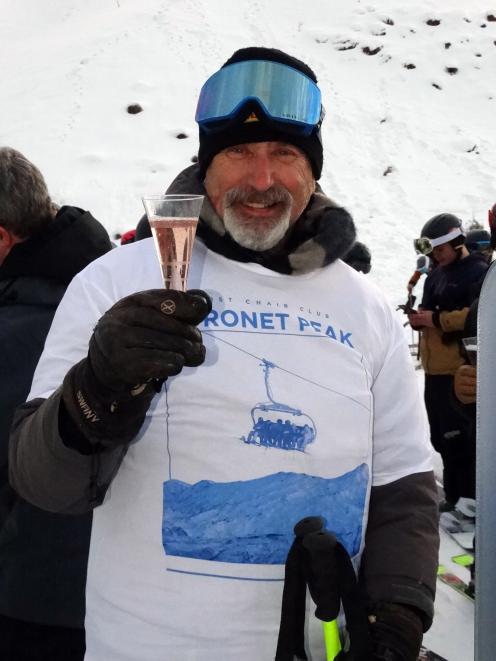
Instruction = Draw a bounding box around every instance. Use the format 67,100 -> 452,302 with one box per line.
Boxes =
224,185 -> 292,208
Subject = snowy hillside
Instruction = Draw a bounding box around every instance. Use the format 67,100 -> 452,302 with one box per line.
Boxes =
2,1 -> 487,659
1,0 -> 495,306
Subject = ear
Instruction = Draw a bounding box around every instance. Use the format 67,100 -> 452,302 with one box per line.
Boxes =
0,225 -> 20,262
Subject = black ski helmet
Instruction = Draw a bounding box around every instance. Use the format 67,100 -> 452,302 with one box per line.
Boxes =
416,213 -> 465,254
465,228 -> 491,252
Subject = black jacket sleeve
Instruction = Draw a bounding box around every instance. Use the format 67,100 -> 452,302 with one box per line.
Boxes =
359,471 -> 439,631
9,390 -> 126,514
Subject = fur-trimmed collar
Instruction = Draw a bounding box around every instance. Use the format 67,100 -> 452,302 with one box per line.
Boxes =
157,164 -> 356,275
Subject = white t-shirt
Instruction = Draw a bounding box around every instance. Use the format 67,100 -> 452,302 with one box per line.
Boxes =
29,238 -> 432,661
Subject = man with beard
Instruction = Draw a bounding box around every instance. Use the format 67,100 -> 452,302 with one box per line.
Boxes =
9,49 -> 438,661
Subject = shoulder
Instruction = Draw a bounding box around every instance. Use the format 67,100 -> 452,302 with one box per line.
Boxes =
65,238 -> 161,307
76,238 -> 157,280
460,254 -> 488,276
330,260 -> 401,348
332,259 -> 393,312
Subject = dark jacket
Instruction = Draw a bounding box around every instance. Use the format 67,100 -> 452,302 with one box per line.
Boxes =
9,167 -> 439,632
421,252 -> 487,313
0,205 -> 112,627
419,253 -> 488,375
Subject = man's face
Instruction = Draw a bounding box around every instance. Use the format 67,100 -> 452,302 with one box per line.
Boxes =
204,141 -> 315,252
431,241 -> 458,266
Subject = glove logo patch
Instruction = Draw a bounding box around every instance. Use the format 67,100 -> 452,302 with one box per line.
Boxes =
76,390 -> 100,423
161,299 -> 176,315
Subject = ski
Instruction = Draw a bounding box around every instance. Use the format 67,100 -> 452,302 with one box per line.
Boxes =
437,566 -> 473,601
418,646 -> 448,660
448,532 -> 474,552
451,553 -> 474,567
439,510 -> 474,551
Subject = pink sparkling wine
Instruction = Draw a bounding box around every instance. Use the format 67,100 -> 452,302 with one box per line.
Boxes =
150,217 -> 198,291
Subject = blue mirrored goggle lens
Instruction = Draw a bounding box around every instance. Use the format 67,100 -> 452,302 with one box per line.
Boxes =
195,60 -> 322,134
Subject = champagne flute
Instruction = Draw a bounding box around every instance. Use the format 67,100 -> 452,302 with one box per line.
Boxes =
142,194 -> 204,291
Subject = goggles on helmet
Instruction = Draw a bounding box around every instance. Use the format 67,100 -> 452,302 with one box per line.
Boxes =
413,228 -> 464,255
195,59 -> 325,136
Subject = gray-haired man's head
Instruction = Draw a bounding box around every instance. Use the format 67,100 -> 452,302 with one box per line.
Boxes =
0,147 -> 57,240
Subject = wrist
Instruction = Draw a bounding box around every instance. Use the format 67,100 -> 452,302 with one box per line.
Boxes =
62,359 -> 160,447
368,603 -> 423,661
432,311 -> 441,328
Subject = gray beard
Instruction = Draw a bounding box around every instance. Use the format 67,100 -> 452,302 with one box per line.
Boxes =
222,185 -> 293,251
223,207 -> 291,251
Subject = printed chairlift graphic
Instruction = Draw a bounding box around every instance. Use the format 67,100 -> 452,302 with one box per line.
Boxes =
241,359 -> 317,452
162,336 -> 369,568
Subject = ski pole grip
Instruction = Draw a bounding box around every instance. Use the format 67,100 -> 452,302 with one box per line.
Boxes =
294,516 -> 326,539
302,530 -> 341,622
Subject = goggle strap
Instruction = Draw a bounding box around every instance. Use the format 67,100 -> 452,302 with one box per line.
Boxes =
428,228 -> 463,247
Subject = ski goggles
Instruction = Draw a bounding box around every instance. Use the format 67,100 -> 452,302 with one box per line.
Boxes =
195,59 -> 324,135
413,228 -> 464,255
470,240 -> 491,249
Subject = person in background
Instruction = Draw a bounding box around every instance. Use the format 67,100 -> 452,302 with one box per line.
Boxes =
453,206 -> 496,596
409,213 -> 488,512
0,147 -> 112,661
465,227 -> 493,264
9,49 -> 438,661
342,240 -> 371,274
118,229 -> 137,245
407,254 -> 432,294
488,203 -> 496,237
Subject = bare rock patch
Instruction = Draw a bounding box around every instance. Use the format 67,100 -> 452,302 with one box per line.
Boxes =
127,103 -> 143,114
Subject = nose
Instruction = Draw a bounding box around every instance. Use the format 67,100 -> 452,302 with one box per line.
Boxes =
248,152 -> 276,191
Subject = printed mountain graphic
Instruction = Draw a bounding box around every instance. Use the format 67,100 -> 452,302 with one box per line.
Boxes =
163,465 -> 368,564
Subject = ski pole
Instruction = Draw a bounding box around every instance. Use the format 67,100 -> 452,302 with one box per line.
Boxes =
322,619 -> 342,660
275,517 -> 372,661
303,529 -> 372,661
275,516 -> 326,661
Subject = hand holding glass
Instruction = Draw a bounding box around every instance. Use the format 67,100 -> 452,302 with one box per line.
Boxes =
142,195 -> 204,291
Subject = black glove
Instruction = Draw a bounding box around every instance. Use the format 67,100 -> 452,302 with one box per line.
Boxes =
368,603 -> 423,661
62,288 -> 211,448
333,603 -> 423,661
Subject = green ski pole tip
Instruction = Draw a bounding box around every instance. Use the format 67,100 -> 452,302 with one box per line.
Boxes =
322,619 -> 342,660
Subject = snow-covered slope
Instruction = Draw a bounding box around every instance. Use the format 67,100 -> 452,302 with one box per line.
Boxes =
1,2 -> 486,657
1,0 -> 494,305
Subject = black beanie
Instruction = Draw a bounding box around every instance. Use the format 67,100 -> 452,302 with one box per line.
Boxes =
197,47 -> 324,180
